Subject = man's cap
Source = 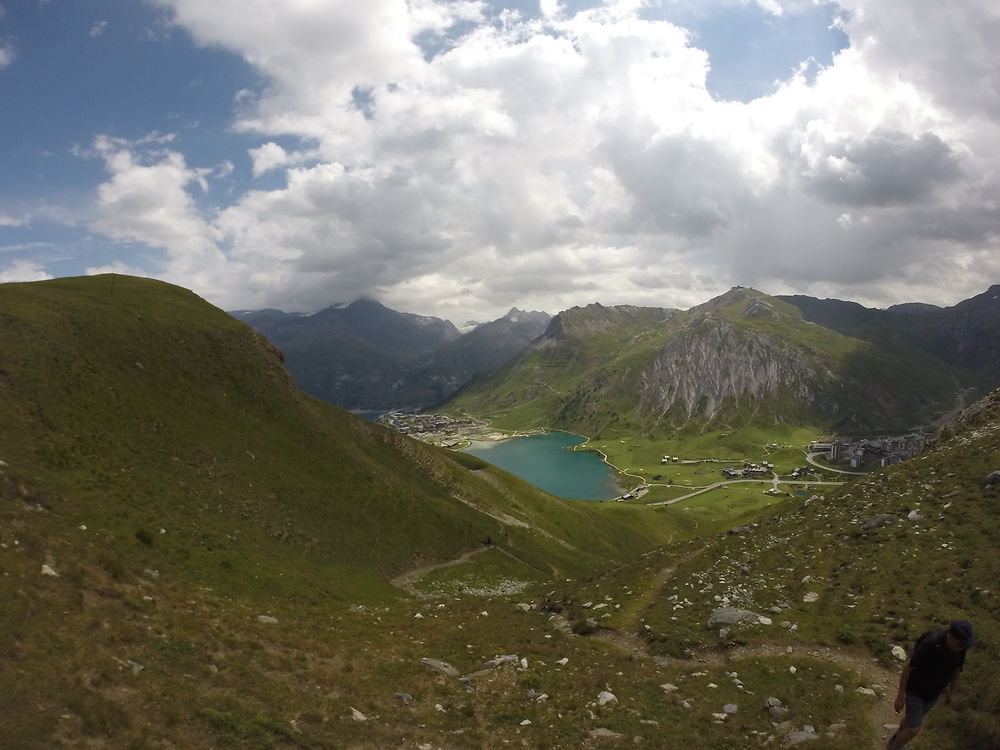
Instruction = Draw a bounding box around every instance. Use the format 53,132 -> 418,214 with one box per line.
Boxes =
949,620 -> 976,648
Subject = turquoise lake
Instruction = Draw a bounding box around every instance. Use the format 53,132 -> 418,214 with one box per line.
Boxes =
463,431 -> 620,500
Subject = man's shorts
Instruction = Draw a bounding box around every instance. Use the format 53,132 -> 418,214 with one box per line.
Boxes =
905,692 -> 938,728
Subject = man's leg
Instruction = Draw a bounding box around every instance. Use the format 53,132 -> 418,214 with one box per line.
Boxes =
889,694 -> 933,749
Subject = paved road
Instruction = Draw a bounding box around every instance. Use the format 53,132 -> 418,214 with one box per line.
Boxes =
646,477 -> 847,506
804,451 -> 868,475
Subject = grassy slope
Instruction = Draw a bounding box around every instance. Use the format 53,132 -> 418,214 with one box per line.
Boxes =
0,275 -> 694,747
558,387 -> 1000,749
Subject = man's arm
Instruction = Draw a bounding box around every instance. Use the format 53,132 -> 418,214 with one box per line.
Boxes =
894,663 -> 912,713
944,668 -> 960,705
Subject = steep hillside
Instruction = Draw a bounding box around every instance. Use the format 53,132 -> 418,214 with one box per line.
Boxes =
393,308 -> 551,408
636,387 -> 1000,748
0,275 -> 694,748
232,298 -> 462,411
446,288 -> 962,436
780,285 -> 1000,384
233,302 -> 549,412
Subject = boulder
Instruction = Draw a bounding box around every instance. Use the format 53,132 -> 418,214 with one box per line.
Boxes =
420,658 -> 459,677
861,514 -> 897,531
589,728 -> 624,740
707,607 -> 769,629
784,729 -> 818,745
484,654 -> 519,668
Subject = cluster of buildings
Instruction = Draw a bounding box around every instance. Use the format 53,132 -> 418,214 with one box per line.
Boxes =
376,412 -> 488,446
722,461 -> 775,479
808,434 -> 927,469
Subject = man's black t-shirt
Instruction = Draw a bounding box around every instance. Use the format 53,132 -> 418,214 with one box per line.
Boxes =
906,629 -> 966,701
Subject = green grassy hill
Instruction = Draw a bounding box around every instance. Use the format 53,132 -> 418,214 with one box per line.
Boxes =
0,275 -> 684,747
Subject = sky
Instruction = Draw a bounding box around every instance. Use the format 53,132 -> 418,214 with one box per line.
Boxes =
1,0 -> 998,323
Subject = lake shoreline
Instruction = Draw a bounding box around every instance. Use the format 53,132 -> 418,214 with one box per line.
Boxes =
462,430 -> 627,501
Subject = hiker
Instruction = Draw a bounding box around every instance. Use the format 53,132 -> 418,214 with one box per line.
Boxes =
887,620 -> 976,749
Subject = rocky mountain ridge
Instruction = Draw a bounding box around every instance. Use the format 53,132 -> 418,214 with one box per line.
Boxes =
446,286 -> 978,435
232,300 -> 550,411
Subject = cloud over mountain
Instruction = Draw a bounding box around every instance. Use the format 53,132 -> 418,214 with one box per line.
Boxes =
72,0 -> 1000,319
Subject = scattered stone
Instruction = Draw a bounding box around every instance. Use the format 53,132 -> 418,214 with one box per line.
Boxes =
556,657 -> 569,666
680,700 -> 692,710
788,667 -> 796,674
394,692 -> 413,704
128,660 -> 144,674
907,510 -> 923,522
826,723 -> 847,733
723,704 -> 738,715
729,526 -> 752,535
349,707 -> 367,721
520,657 -> 529,669
856,687 -> 877,697
834,685 -> 844,694
420,658 -> 459,677
256,615 -> 278,624
520,719 -> 532,726
485,654 -> 519,668
660,683 -> 679,693
40,564 -> 59,577
802,592 -> 819,603
769,706 -> 791,720
413,613 -> 424,619
515,603 -> 532,612
597,691 -> 618,706
891,645 -> 907,662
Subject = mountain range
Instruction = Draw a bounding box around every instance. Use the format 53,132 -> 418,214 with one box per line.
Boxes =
231,300 -> 551,412
445,286 -> 999,437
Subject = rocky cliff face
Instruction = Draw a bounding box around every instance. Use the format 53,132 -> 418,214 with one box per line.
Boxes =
639,312 -> 821,422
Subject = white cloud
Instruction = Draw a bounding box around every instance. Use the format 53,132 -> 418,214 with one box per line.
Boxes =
0,42 -> 15,69
248,142 -> 292,176
0,259 -> 53,283
89,134 -> 234,298
90,20 -> 109,37
95,0 -> 1000,318
0,212 -> 27,227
